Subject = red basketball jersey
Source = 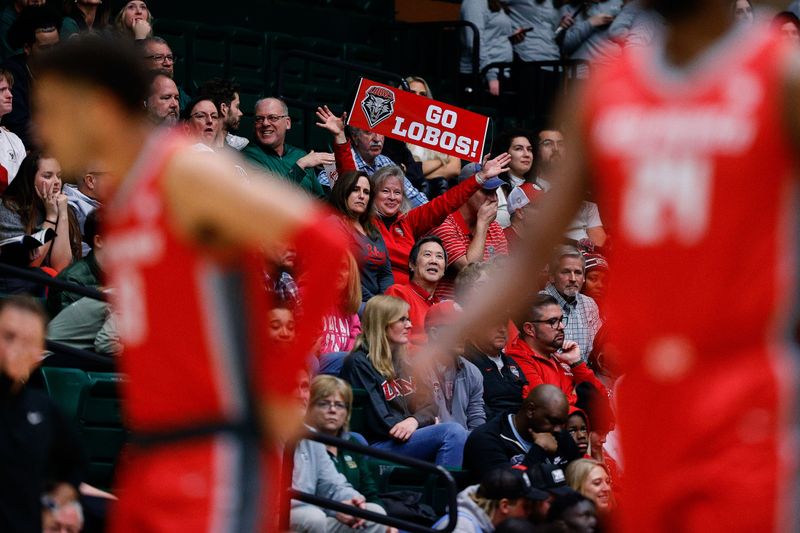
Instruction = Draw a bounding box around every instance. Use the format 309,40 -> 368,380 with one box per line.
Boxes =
104,131 -> 271,432
584,24 -> 799,372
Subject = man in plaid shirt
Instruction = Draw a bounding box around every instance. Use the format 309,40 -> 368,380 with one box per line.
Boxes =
317,126 -> 429,208
541,245 -> 601,359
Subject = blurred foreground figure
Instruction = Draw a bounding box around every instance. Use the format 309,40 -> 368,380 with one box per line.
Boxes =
32,35 -> 347,533
430,3 -> 800,531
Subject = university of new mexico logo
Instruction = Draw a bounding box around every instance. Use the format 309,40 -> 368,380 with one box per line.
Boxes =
361,86 -> 395,128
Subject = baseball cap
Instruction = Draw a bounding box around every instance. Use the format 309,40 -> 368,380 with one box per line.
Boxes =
425,300 -> 462,329
583,253 -> 609,274
507,183 -> 542,215
477,466 -> 550,502
458,163 -> 504,191
530,463 -> 576,497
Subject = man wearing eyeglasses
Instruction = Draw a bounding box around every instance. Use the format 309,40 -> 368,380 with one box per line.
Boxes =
506,293 -> 607,407
242,97 -> 329,198
140,37 -> 190,110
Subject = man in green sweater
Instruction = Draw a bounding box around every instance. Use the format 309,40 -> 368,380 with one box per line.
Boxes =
242,97 -> 332,198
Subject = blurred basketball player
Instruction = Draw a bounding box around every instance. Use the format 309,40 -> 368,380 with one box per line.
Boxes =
32,36 -> 348,532
430,2 -> 800,531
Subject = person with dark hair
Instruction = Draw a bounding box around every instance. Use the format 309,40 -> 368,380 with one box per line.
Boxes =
242,97 -> 328,197
45,209 -> 104,317
547,492 -> 597,533
733,0 -> 754,24
33,34 -> 350,532
2,4 -> 60,146
773,11 -> 800,43
198,77 -> 248,150
505,293 -> 607,408
60,0 -> 109,38
183,95 -> 221,150
0,68 -> 25,193
492,129 -> 535,228
579,254 -> 608,311
329,170 -> 394,302
433,466 -> 549,532
385,235 -> 447,346
463,384 -> 578,483
144,72 -> 179,126
0,0 -> 44,59
0,152 -> 81,278
0,295 -> 87,533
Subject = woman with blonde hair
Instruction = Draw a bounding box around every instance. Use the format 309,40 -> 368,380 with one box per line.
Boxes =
305,375 -> 386,509
113,0 -> 153,40
565,458 -> 614,516
340,295 -> 467,467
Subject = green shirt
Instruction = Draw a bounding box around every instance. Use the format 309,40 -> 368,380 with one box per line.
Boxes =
327,434 -> 383,506
46,251 -> 103,318
241,142 -> 325,198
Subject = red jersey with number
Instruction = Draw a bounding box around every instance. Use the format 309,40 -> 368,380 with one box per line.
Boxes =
584,24 -> 798,371
104,130 -> 271,432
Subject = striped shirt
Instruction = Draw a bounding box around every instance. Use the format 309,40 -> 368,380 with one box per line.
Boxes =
542,284 -> 602,360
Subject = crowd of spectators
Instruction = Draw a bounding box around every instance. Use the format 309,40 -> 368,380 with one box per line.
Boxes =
0,0 -> 796,532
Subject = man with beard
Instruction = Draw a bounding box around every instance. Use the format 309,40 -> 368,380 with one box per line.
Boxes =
541,246 -> 601,359
531,129 -> 564,193
506,294 -> 607,407
144,72 -> 179,126
423,0 -> 800,530
198,77 -> 248,151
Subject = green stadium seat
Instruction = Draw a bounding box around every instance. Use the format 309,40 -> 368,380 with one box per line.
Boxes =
40,367 -> 91,420
152,19 -> 195,91
343,43 -> 383,69
230,28 -> 270,84
190,26 -> 232,91
349,388 -> 369,434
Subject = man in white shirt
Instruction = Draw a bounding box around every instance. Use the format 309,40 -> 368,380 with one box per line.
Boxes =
0,68 -> 24,193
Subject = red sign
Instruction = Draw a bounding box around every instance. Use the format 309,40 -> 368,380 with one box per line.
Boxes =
347,78 -> 490,163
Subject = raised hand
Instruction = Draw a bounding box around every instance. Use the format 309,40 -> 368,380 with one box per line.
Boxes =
476,196 -> 498,226
37,181 -> 59,219
315,106 -> 348,144
479,152 -> 512,180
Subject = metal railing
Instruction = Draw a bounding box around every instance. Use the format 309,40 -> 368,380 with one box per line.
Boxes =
290,431 -> 458,533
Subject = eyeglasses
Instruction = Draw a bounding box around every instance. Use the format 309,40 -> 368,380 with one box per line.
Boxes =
394,316 -> 412,325
530,316 -> 567,329
255,114 -> 288,125
539,139 -> 565,149
191,112 -> 220,121
315,400 -> 348,411
145,54 -> 177,63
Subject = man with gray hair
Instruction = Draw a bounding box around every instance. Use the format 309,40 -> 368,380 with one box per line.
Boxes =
242,97 -> 330,197
540,245 -> 601,358
140,36 -> 190,109
42,498 -> 84,533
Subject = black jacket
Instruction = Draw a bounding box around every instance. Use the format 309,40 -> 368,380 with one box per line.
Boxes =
464,344 -> 528,421
340,347 -> 437,443
463,411 -> 579,483
0,375 -> 86,532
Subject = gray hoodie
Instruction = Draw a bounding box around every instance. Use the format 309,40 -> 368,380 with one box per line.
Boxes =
434,485 -> 494,533
460,0 -> 515,81
291,436 -> 361,516
506,0 -> 562,62
428,357 -> 486,431
561,0 -> 627,64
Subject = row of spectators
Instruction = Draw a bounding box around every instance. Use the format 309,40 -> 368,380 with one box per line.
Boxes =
2,1 -> 793,532
0,2 -> 617,532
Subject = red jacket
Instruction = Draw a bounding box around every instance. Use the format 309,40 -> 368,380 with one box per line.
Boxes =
332,140 -> 482,285
505,335 -> 608,406
384,282 -> 440,346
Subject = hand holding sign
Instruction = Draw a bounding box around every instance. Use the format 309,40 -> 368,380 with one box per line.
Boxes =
348,79 -> 490,163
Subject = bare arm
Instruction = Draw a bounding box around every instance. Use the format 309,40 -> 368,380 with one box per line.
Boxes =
586,225 -> 607,247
